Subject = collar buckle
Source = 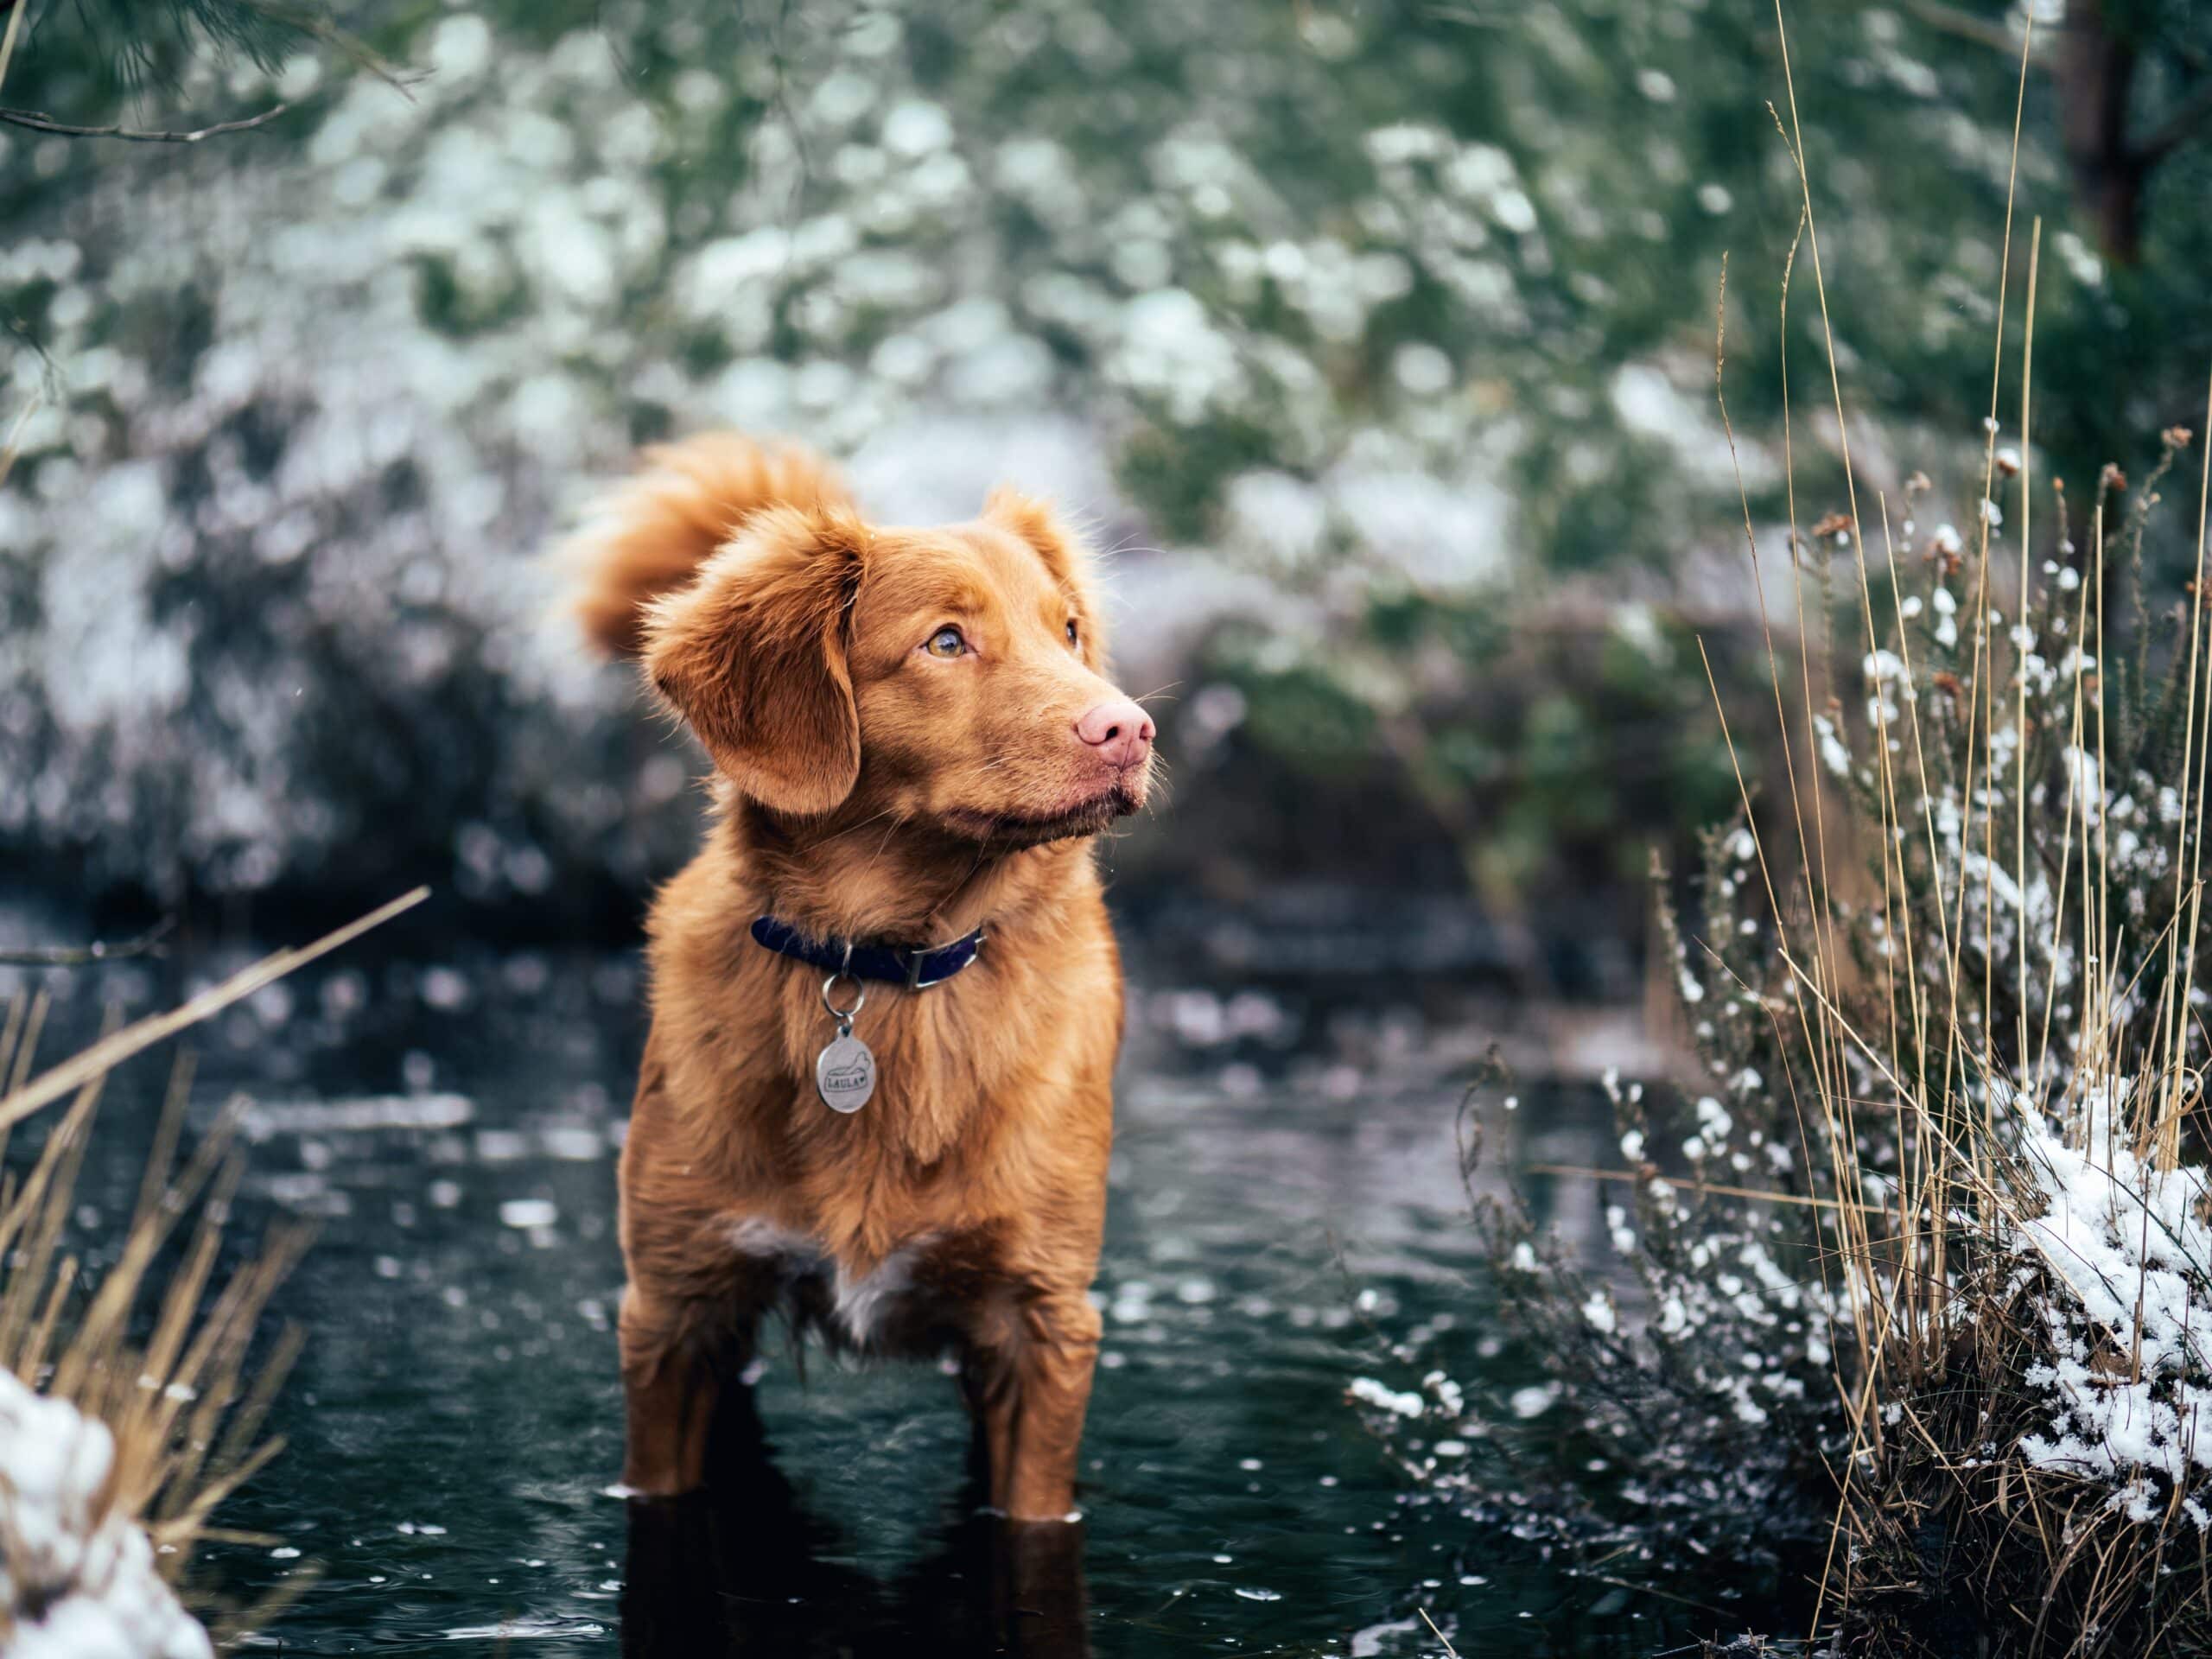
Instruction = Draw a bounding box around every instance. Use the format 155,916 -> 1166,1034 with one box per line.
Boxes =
753,914 -> 986,991
904,927 -> 982,990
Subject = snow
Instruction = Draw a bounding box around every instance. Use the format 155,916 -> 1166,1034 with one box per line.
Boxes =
1813,713 -> 1853,779
1508,1384 -> 1555,1419
1932,581 -> 1960,647
1349,1376 -> 1426,1419
2011,1078 -> 2212,1518
1863,648 -> 1909,686
0,1371 -> 212,1659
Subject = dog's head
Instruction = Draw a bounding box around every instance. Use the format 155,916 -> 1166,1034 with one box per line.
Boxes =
642,492 -> 1154,845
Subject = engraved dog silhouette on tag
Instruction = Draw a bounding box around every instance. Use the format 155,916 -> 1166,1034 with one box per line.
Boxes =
815,1035 -> 877,1113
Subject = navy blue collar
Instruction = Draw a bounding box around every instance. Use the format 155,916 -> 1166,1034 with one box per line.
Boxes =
749,915 -> 987,989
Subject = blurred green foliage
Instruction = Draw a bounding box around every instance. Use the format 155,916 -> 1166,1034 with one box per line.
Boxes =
26,1 -> 2208,530
1209,592 -> 1751,919
8,0 -> 2211,924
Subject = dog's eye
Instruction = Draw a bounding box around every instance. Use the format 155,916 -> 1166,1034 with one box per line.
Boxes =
924,626 -> 967,658
1065,620 -> 1080,648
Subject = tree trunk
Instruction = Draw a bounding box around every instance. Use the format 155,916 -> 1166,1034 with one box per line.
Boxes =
2055,0 -> 2148,262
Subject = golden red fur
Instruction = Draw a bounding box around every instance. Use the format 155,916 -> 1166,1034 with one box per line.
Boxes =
564,432 -> 1154,1522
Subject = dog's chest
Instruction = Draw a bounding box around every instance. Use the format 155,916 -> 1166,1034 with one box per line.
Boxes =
725,1217 -> 967,1356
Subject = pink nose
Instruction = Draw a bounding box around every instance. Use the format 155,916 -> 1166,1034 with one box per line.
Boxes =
1074,697 -> 1155,768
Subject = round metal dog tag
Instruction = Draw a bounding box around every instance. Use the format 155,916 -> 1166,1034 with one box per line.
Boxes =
815,1033 -> 876,1114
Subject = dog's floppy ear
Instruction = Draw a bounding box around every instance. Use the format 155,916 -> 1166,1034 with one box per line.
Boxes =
641,505 -> 867,815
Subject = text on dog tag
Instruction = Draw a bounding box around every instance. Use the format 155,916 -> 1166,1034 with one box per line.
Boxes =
815,1033 -> 876,1114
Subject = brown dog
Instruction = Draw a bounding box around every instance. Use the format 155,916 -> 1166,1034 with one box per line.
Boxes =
567,433 -> 1154,1522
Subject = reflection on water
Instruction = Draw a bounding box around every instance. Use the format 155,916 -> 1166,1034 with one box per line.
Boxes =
622,1388 -> 1090,1659
8,937 -> 1667,1656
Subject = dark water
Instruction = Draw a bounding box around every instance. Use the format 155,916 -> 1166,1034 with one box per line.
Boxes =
15,936 -> 1667,1656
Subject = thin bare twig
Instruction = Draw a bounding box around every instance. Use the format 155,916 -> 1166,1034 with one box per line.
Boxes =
0,917 -> 176,968
0,888 -> 428,1132
1525,1161 -> 1885,1216
1897,0 -> 2030,56
0,101 -> 293,143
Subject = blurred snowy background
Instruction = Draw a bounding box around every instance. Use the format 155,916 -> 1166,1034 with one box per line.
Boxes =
4,0 -> 2209,973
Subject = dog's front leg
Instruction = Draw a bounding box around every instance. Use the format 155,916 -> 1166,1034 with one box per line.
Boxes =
618,1289 -> 726,1497
986,1293 -> 1103,1523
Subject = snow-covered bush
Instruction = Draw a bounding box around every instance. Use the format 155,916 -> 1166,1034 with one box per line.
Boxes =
1359,427 -> 2212,1653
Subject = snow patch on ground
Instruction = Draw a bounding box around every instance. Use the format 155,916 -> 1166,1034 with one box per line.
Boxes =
2011,1079 -> 2212,1520
0,1370 -> 212,1659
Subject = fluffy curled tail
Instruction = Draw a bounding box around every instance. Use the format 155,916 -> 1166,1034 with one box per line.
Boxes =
563,432 -> 855,657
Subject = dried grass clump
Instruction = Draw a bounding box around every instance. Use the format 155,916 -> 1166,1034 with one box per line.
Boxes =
1357,12 -> 2212,1652
0,891 -> 422,1652
1778,414 -> 2212,1656
1369,422 -> 2212,1656
0,1020 -> 297,1656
